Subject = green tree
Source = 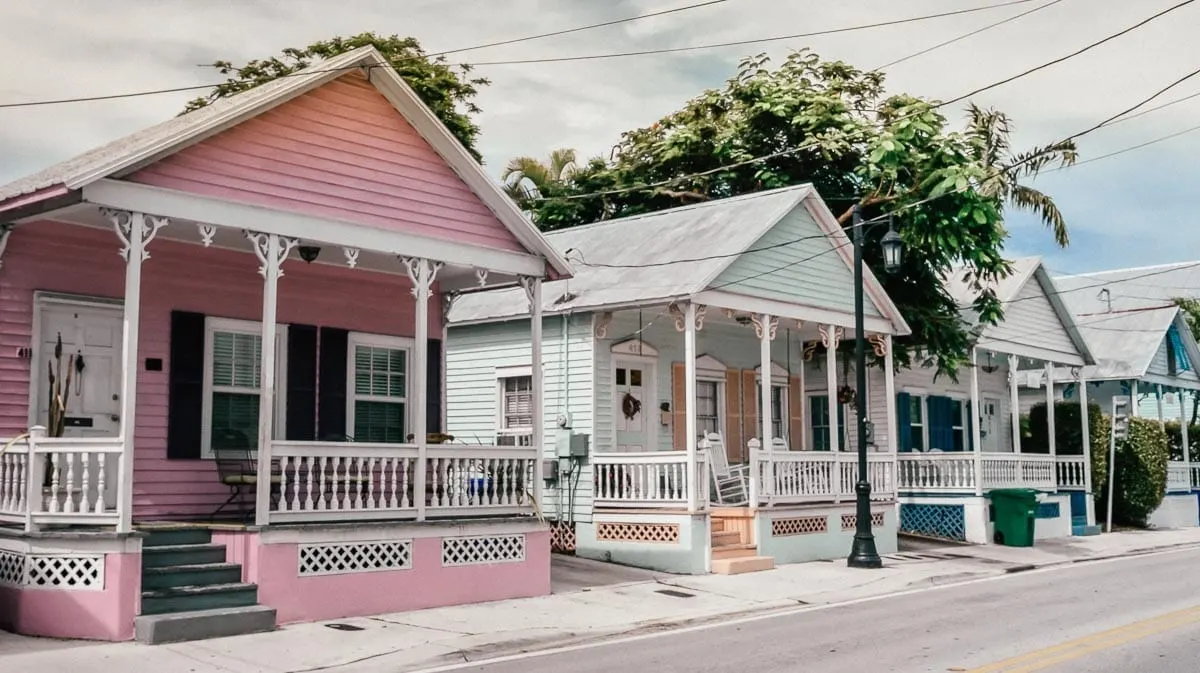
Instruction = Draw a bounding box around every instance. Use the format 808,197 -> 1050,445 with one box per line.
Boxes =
524,51 -> 1076,376
502,149 -> 580,199
1172,297 -> 1200,423
183,33 -> 490,161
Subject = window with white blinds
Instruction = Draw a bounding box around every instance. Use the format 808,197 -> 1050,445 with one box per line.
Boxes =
497,374 -> 533,446
201,317 -> 286,457
347,333 -> 413,444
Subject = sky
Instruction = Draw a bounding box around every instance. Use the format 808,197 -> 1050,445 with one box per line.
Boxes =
0,0 -> 1196,276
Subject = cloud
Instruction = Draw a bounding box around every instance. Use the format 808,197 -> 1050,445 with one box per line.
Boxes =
1,0 -> 1197,274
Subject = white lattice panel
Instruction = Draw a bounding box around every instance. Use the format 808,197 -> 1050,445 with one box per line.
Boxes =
841,512 -> 886,531
595,522 -> 680,544
550,521 -> 577,553
771,515 -> 828,537
442,534 -> 526,566
24,554 -> 104,590
298,541 -> 412,576
0,550 -> 23,587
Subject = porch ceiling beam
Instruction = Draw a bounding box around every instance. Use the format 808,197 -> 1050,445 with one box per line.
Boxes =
974,339 -> 1086,367
80,179 -> 547,277
691,290 -> 899,335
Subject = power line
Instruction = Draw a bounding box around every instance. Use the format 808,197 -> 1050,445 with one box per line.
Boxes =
0,0 -> 1044,110
873,0 -> 1068,70
1046,121 -> 1200,171
1070,64 -> 1200,138
1101,89 -> 1200,128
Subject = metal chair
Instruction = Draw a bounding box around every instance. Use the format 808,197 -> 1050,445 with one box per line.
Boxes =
212,429 -> 280,522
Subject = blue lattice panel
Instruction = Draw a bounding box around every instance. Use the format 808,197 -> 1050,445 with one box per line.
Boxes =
900,504 -> 966,541
1036,502 -> 1061,519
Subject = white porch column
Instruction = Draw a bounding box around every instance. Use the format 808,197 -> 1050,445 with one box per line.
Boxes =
522,277 -> 545,510
1156,384 -> 1165,428
1131,380 -> 1140,417
404,257 -> 442,522
756,314 -> 776,444
684,303 -> 699,513
1046,362 -> 1057,460
971,348 -> 984,497
107,210 -> 166,533
1078,369 -> 1095,526
1179,389 -> 1191,484
248,231 -> 297,527
823,325 -> 841,453
884,335 -> 897,455
799,339 -> 809,451
1008,354 -> 1022,454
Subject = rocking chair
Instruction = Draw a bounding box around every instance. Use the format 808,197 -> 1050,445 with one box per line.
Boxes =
701,432 -> 749,506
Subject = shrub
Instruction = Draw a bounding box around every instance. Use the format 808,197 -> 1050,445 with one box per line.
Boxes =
1027,402 -> 1110,496
1161,420 -> 1200,462
1096,417 -> 1168,527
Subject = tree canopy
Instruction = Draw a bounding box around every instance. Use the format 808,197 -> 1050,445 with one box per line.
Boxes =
183,33 -> 490,161
519,50 -> 1076,377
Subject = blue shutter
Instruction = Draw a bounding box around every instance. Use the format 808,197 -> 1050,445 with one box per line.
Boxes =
928,396 -> 955,450
896,393 -> 912,452
965,401 -> 974,452
1169,325 -> 1192,372
837,402 -> 846,451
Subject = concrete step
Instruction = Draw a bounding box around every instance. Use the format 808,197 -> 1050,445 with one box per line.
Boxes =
141,582 -> 258,615
135,605 -> 276,644
712,543 -> 757,560
142,563 -> 243,591
142,543 -> 227,569
711,530 -> 741,546
712,555 -> 775,575
1072,524 -> 1102,537
141,528 -> 213,548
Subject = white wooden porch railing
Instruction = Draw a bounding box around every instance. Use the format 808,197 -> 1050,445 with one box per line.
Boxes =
1167,461 -> 1191,493
751,450 -> 895,505
898,453 -> 1058,493
270,441 -> 539,523
0,432 -> 124,529
1055,456 -> 1087,490
592,450 -> 695,509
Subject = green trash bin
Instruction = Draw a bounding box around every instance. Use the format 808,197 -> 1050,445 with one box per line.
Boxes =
990,488 -> 1039,547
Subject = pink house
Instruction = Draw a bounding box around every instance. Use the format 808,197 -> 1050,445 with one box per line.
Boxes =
0,46 -> 570,643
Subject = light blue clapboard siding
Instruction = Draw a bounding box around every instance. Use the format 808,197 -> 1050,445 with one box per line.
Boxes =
446,314 -> 596,522
710,207 -> 881,318
1147,336 -> 1172,378
892,362 -> 1013,451
980,277 -> 1077,360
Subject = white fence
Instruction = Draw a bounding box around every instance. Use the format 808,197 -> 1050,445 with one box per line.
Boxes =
897,453 -> 1059,493
753,451 -> 895,505
592,451 -> 696,509
270,442 -> 539,523
0,432 -> 123,529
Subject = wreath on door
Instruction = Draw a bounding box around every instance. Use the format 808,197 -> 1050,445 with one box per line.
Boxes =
621,392 -> 642,421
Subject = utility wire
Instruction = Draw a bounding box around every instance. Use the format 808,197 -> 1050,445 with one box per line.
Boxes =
1045,120 -> 1200,171
1069,64 -> 1200,138
0,0 -> 1044,109
873,0 -> 1068,70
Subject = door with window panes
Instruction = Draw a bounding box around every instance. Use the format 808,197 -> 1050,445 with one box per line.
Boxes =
614,359 -> 653,451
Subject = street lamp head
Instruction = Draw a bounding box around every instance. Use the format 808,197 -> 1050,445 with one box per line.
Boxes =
880,222 -> 903,273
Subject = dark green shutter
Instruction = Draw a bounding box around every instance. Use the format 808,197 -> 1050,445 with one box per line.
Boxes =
966,400 -> 974,452
317,327 -> 349,441
167,311 -> 206,460
896,392 -> 912,452
427,338 -> 443,434
286,325 -> 318,441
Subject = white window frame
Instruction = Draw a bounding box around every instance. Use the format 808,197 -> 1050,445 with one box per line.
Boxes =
200,317 -> 289,459
753,381 -> 789,444
346,332 -> 415,444
806,392 -> 842,452
495,364 -> 534,447
695,377 -> 725,441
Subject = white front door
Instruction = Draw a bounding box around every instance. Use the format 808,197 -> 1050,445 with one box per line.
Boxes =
34,299 -> 123,507
614,358 -> 655,452
981,396 -> 1001,452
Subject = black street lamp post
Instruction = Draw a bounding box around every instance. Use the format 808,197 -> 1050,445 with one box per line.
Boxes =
847,205 -> 902,569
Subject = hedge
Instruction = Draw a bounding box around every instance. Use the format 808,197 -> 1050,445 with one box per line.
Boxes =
1026,402 -> 1110,496
1096,417 -> 1169,527
1162,420 -> 1200,462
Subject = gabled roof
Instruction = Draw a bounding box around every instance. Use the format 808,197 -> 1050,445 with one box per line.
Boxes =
0,46 -> 572,276
1054,269 -> 1200,381
944,256 -> 1094,365
447,184 -> 910,334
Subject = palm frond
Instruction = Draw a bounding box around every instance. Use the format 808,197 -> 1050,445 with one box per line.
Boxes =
547,148 -> 579,181
1010,184 -> 1069,247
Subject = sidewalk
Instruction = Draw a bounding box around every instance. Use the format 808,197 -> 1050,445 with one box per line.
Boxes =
4,527 -> 1200,673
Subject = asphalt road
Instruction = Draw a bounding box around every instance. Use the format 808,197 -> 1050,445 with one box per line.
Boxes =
431,547 -> 1200,673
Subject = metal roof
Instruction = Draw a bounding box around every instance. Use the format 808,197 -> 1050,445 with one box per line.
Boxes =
447,185 -> 908,332
0,46 -> 573,276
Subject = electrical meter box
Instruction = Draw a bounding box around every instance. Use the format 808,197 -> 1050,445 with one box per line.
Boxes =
555,431 -> 590,458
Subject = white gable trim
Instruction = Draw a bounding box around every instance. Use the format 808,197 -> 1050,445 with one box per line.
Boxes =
611,339 -> 659,357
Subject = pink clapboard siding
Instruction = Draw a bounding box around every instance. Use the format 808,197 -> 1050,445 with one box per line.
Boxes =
0,220 -> 440,520
125,72 -> 526,253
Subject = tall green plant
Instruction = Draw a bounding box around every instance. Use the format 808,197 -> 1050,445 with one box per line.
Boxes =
1097,417 -> 1168,527
1027,401 -> 1109,496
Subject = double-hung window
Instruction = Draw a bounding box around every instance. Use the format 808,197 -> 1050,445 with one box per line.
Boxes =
696,380 -> 722,438
754,384 -> 788,443
348,333 -> 412,443
809,394 -> 846,451
496,367 -> 534,446
202,318 -> 286,456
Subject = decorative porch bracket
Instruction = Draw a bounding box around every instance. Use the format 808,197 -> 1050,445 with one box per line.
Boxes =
103,208 -> 169,533
247,231 -> 299,526
403,256 -> 443,521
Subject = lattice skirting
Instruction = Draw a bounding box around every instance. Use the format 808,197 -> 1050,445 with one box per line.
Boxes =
549,520 -> 577,553
298,541 -> 412,576
771,515 -> 828,537
595,522 -> 681,544
0,550 -> 104,590
1036,502 -> 1061,519
840,511 -> 886,531
442,534 -> 526,566
900,504 -> 966,542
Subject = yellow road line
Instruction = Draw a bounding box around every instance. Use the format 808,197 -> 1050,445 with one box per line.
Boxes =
964,604 -> 1200,673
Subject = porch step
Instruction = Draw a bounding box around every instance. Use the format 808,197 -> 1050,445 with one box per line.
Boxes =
712,555 -> 775,575
142,543 -> 227,568
142,563 -> 243,591
711,530 -> 741,546
135,605 -> 276,644
141,582 -> 259,616
142,528 -> 213,548
712,543 -> 757,560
